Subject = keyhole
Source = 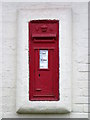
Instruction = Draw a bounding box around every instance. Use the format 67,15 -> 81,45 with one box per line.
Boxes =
39,74 -> 40,77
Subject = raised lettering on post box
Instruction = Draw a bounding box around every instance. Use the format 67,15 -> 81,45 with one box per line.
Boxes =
29,20 -> 59,101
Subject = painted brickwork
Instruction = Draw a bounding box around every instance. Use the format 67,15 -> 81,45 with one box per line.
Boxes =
0,2 -> 2,120
2,2 -> 88,118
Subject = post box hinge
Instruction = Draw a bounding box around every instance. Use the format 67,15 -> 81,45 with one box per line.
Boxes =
29,55 -> 30,61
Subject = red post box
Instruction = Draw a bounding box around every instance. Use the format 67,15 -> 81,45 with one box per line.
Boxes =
29,20 -> 59,101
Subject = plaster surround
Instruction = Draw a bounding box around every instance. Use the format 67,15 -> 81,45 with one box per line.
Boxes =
16,7 -> 72,113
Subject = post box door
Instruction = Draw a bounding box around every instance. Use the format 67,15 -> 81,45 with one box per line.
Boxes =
29,20 -> 59,101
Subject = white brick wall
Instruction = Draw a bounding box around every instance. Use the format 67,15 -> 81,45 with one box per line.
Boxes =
72,3 -> 88,116
0,1 -> 2,119
2,2 -> 88,118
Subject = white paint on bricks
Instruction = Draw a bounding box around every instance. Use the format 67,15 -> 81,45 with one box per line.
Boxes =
73,104 -> 84,112
83,104 -> 88,112
2,2 -> 88,118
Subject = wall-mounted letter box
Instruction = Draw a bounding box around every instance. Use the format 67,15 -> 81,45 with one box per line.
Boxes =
29,20 -> 59,101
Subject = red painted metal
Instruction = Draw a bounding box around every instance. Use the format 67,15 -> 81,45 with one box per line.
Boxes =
29,20 -> 59,101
